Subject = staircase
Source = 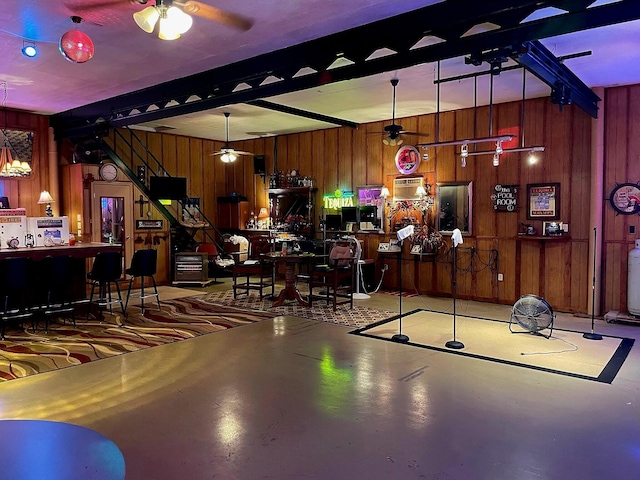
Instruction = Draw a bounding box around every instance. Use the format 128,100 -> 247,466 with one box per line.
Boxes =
91,128 -> 227,254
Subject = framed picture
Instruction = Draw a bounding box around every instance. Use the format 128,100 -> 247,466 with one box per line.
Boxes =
411,244 -> 422,254
527,183 -> 560,220
394,145 -> 420,175
543,221 -> 563,236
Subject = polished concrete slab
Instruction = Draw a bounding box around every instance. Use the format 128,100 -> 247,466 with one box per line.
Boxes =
0,279 -> 639,479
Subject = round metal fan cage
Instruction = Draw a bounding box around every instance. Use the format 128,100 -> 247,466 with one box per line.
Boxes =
509,294 -> 555,339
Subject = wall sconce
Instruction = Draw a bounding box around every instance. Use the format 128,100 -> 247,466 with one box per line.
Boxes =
38,190 -> 55,217
416,185 -> 427,199
379,187 -> 390,200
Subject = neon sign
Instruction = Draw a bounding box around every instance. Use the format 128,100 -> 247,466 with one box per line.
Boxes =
323,190 -> 354,210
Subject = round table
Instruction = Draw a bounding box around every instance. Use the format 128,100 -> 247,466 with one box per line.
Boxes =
0,420 -> 125,480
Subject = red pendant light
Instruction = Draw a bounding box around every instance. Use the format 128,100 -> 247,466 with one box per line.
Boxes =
59,16 -> 94,64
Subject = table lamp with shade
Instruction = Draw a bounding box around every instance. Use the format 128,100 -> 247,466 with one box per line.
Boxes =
257,207 -> 270,229
38,190 -> 55,217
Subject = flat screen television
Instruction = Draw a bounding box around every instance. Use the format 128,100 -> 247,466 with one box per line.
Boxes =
325,214 -> 342,231
341,206 -> 359,224
360,206 -> 377,222
149,176 -> 187,200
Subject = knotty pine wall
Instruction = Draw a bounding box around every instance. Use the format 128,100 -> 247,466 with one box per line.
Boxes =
54,83 -> 638,315
107,96 -> 594,313
0,110 -> 52,217
602,84 -> 640,316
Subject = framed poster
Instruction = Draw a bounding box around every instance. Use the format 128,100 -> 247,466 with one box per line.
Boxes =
136,219 -> 163,230
527,183 -> 560,220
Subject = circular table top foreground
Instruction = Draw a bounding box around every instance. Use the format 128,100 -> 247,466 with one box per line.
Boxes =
0,419 -> 125,480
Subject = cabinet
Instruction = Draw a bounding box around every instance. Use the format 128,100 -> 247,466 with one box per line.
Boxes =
173,252 -> 211,285
266,187 -> 316,235
217,196 -> 249,230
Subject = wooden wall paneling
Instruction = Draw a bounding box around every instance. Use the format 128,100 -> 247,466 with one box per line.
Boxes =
497,238 -> 516,302
286,134 -> 300,176
324,129 -> 339,192
161,134 -> 177,176
433,111 -> 457,182
417,114 -> 436,174
176,136 -> 190,179
310,130 -> 325,226
569,110 -> 592,240
145,133 -> 163,177
201,139 -> 217,225
365,122 -> 384,187
298,132 -> 313,178
518,240 -> 540,296
604,243 -> 622,313
542,242 -> 568,309
275,135 -> 289,174
570,241 -> 589,312
351,127 -> 367,187
188,138 -> 203,203
338,127 -> 353,191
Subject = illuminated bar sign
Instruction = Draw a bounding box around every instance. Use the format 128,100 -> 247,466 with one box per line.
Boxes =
323,190 -> 355,210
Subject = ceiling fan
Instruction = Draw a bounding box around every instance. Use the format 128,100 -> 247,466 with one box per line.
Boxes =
70,0 -> 254,39
212,112 -> 253,163
376,78 -> 429,146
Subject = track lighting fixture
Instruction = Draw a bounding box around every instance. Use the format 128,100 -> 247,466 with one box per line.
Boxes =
460,144 -> 468,167
493,153 -> 500,167
495,140 -> 503,155
21,41 -> 37,58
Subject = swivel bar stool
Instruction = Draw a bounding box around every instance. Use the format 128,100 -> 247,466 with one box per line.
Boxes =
87,251 -> 126,323
39,255 -> 76,331
0,257 -> 35,339
125,249 -> 161,311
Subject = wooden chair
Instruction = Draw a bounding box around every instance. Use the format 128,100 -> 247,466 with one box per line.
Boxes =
308,239 -> 357,311
232,236 -> 274,299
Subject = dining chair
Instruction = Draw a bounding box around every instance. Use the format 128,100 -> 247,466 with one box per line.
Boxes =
308,238 -> 357,311
232,235 -> 274,299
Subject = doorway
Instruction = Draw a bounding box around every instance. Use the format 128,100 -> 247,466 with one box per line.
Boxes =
91,182 -> 134,271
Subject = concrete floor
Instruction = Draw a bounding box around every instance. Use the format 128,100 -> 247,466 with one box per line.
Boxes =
0,278 -> 639,480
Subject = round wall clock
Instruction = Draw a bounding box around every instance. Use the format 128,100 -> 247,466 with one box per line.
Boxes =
610,182 -> 640,215
99,163 -> 118,182
394,145 -> 420,175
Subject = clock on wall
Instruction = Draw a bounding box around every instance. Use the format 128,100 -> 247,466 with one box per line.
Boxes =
99,163 -> 118,182
609,182 -> 640,215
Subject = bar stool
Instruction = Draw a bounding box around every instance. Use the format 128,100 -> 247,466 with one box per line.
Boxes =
0,257 -> 35,339
125,249 -> 161,311
39,255 -> 76,331
87,251 -> 126,323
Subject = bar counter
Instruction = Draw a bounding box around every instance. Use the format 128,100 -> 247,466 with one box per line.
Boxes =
0,242 -> 121,261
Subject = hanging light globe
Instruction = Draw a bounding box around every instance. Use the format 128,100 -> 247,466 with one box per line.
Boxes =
59,30 -> 95,63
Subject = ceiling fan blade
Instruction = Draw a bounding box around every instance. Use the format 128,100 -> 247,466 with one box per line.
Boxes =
400,131 -> 430,137
177,1 -> 254,31
65,0 -> 138,13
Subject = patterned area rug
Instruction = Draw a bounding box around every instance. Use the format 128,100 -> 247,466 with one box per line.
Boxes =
0,291 -> 394,381
196,290 -> 396,328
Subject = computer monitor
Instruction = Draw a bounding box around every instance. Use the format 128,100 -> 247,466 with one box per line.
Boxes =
341,206 -> 359,224
325,214 -> 342,231
149,176 -> 187,200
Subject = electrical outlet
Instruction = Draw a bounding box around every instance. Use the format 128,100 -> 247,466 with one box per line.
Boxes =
498,273 -> 504,282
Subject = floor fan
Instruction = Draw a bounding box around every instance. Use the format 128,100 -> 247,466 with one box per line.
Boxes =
509,294 -> 555,339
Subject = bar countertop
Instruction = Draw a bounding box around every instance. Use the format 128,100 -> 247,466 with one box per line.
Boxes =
0,242 -> 121,261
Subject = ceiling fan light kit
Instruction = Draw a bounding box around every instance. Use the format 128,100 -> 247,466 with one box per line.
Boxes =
213,112 -> 253,163
134,2 -> 193,40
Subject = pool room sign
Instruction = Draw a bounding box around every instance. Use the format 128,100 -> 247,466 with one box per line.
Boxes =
492,185 -> 519,212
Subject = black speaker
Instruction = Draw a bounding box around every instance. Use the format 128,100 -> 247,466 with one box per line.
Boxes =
253,155 -> 266,175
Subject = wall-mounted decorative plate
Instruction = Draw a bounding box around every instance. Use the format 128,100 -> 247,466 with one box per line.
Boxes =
610,182 -> 640,215
394,145 -> 420,175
